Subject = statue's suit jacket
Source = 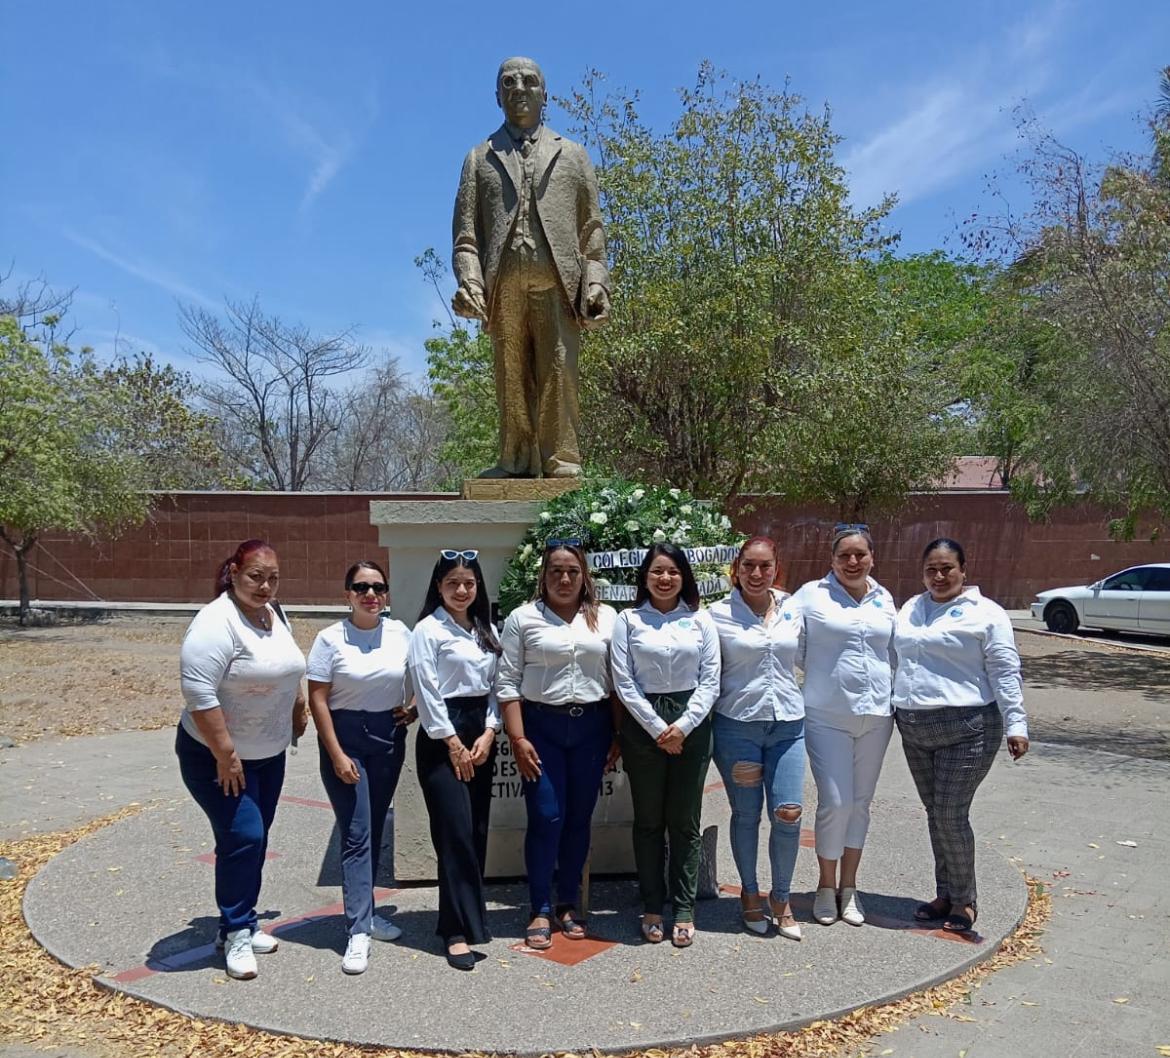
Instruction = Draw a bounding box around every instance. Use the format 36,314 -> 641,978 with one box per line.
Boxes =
452,124 -> 610,324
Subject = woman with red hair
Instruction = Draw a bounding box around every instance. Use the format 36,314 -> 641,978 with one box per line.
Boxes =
177,540 -> 307,980
708,536 -> 806,939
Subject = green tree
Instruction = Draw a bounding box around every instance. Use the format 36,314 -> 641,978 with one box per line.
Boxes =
0,317 -> 217,623
416,249 -> 497,486
560,65 -> 960,513
963,103 -> 1170,533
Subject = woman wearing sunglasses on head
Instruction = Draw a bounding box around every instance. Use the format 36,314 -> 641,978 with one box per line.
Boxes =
791,523 -> 896,929
408,549 -> 503,969
611,543 -> 721,949
497,539 -> 620,949
305,560 -> 416,975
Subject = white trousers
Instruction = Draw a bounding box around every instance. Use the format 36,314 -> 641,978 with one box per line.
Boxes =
805,710 -> 894,861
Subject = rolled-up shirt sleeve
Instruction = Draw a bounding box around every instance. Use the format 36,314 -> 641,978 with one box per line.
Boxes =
611,611 -> 667,738
408,624 -> 456,740
180,615 -> 236,712
496,611 -> 525,703
983,608 -> 1028,738
676,611 -> 721,736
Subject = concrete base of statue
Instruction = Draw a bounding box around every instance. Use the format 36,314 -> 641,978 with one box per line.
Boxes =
391,723 -> 636,882
371,479 -> 636,882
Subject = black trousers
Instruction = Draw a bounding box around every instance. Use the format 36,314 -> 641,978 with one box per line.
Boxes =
416,696 -> 497,944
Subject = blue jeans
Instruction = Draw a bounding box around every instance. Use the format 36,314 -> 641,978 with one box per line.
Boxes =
711,712 -> 806,902
175,724 -> 287,937
521,701 -> 612,916
317,710 -> 407,935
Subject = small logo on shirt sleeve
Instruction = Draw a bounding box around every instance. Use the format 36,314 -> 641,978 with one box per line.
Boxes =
949,607 -> 963,618
871,599 -> 883,608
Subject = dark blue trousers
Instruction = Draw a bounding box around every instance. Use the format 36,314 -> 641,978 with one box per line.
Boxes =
176,724 -> 286,937
521,701 -> 612,916
317,710 -> 407,935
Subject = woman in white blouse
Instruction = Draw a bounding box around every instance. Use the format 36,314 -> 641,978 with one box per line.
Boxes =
498,540 -> 619,949
408,549 -> 502,970
177,539 -> 307,981
306,560 -> 416,975
611,543 -> 721,948
792,524 -> 896,929
709,536 -> 805,940
894,538 -> 1029,935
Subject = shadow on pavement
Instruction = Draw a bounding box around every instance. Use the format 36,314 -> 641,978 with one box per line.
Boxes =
1022,649 -> 1170,701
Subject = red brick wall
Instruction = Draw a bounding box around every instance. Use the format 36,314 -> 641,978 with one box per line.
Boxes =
732,492 -> 1170,607
2,490 -> 1167,608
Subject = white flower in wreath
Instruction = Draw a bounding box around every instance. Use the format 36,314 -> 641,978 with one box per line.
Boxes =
671,528 -> 687,544
669,488 -> 681,499
652,528 -> 667,543
590,511 -> 608,525
625,519 -> 640,532
630,488 -> 645,503
520,543 -> 533,561
540,511 -> 552,523
596,577 -> 611,586
680,504 -> 693,515
591,500 -> 600,511
720,514 -> 731,529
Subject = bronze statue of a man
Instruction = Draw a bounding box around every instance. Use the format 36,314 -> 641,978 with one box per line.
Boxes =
452,57 -> 610,478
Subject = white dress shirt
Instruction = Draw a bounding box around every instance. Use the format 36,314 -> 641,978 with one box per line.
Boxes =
709,588 -> 804,722
305,617 -> 412,713
793,573 -> 896,717
408,607 -> 500,739
179,592 -> 307,760
611,601 -> 721,738
892,587 -> 1028,738
496,600 -> 617,704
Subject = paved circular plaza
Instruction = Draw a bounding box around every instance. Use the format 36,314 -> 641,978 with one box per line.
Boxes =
24,748 -> 1028,1054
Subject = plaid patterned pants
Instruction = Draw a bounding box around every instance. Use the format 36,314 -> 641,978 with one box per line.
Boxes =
895,703 -> 1003,908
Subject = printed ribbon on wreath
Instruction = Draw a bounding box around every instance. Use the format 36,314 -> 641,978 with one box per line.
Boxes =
585,545 -> 740,572
594,575 -> 731,602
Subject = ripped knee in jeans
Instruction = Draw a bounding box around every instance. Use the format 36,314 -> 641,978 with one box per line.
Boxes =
774,803 -> 802,824
730,761 -> 763,787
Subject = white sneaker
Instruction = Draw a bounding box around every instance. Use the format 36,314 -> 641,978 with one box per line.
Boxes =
216,928 -> 278,954
840,887 -> 865,926
371,914 -> 402,942
223,928 -> 258,980
342,932 -> 371,975
813,886 -> 839,925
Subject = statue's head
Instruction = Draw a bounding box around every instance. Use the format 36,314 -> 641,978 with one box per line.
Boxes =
496,56 -> 546,130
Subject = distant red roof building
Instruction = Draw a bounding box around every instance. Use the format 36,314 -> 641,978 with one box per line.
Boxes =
940,456 -> 1005,490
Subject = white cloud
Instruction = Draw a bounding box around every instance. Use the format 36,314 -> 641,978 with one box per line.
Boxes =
61,229 -> 218,307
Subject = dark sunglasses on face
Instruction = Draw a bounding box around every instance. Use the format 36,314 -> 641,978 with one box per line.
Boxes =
440,549 -> 479,561
545,537 -> 582,549
349,582 -> 388,595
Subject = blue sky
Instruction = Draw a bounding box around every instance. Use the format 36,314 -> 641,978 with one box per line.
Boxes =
1,0 -> 1165,378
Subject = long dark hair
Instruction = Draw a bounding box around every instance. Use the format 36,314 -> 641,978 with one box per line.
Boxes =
534,542 -> 600,631
634,542 -> 700,610
344,559 -> 388,589
418,552 -> 501,655
214,539 -> 275,598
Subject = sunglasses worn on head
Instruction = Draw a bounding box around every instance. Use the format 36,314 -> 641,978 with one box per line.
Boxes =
545,537 -> 582,550
440,549 -> 479,561
833,522 -> 870,534
350,581 -> 388,595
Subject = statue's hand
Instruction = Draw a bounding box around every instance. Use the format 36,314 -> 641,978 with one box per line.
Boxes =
582,283 -> 610,329
452,284 -> 488,322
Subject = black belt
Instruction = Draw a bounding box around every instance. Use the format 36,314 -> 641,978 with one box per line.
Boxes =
445,695 -> 489,711
523,698 -> 607,717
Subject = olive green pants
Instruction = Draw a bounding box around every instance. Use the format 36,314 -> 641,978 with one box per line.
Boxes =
619,691 -> 713,922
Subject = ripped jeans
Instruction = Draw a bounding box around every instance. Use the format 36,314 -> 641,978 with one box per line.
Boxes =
711,712 -> 806,903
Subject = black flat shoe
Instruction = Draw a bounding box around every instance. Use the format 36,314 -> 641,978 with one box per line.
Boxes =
942,905 -> 977,933
446,949 -> 476,970
915,897 -> 952,922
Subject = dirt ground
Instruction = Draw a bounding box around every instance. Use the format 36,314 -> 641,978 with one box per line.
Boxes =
0,614 -> 1166,758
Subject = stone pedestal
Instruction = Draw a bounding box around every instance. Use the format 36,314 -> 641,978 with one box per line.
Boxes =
371,478 -> 627,882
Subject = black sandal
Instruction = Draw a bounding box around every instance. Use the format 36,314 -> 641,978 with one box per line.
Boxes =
915,897 -> 952,922
524,917 -> 553,950
555,905 -> 587,940
942,905 -> 977,933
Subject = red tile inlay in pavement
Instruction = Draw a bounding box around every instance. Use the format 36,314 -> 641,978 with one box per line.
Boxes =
508,933 -> 616,966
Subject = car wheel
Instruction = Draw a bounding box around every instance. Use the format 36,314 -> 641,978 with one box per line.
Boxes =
1044,601 -> 1079,634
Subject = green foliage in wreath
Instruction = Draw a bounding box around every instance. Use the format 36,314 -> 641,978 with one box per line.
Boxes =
498,477 -> 742,617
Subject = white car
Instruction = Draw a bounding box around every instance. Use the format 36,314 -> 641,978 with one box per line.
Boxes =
1030,563 -> 1170,636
